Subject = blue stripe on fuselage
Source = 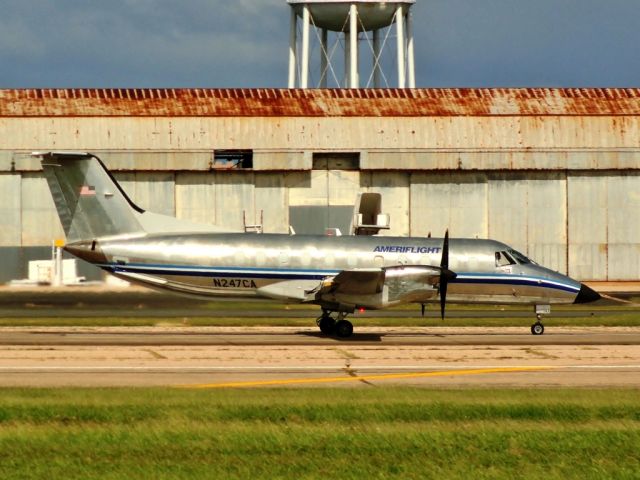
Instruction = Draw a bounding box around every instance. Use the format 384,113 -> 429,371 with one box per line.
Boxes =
101,263 -> 340,281
101,262 -> 580,294
452,273 -> 580,294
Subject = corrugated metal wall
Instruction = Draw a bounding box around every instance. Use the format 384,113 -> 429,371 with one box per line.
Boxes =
2,87 -> 640,284
0,174 -> 21,246
3,165 -> 640,282
4,117 -> 640,152
20,173 -> 65,246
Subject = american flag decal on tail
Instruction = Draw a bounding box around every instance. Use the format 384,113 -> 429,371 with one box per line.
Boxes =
79,185 -> 96,196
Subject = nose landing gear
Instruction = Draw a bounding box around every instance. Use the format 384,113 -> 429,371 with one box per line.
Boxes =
316,310 -> 353,338
531,305 -> 550,335
531,316 -> 545,335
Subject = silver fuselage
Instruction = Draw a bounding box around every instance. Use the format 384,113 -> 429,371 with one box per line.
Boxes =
66,233 -> 583,309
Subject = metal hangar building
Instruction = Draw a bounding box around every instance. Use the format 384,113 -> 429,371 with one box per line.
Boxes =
1,87 -> 639,284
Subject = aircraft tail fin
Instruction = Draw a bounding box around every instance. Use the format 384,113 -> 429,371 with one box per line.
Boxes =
38,152 -> 145,242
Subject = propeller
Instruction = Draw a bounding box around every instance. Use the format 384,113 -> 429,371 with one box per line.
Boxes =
438,230 -> 457,320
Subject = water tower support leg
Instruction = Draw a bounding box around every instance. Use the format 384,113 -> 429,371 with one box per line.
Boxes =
396,5 -> 405,88
406,10 -> 415,88
349,3 -> 358,88
301,5 -> 310,88
288,7 -> 297,88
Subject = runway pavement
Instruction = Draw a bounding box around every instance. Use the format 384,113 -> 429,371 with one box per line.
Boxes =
0,326 -> 639,388
1,327 -> 640,346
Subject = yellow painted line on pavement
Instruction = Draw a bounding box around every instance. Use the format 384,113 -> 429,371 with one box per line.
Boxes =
178,366 -> 557,389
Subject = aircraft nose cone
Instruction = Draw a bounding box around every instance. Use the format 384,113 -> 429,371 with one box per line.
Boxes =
574,283 -> 601,304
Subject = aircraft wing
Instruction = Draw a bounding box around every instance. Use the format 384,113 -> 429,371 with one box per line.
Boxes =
322,265 -> 444,296
328,269 -> 386,295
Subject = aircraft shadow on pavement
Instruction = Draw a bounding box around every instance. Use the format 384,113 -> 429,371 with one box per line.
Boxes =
299,331 -> 383,342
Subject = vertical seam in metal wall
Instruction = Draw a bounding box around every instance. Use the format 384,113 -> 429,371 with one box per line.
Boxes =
19,165 -> 24,277
252,170 -> 256,230
408,171 -> 412,236
285,171 -> 290,231
173,171 -> 176,218
525,175 -> 529,258
486,172 -> 491,240
564,170 -> 569,277
483,173 -> 489,240
605,175 -> 609,281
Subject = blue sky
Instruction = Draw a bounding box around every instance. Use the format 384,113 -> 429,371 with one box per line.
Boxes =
1,0 -> 638,88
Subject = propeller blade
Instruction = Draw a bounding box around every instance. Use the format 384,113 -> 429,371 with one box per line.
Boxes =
439,280 -> 448,320
440,230 -> 449,271
439,230 -> 450,320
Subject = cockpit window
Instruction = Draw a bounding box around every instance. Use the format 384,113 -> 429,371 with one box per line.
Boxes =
508,249 -> 533,264
495,251 -> 516,267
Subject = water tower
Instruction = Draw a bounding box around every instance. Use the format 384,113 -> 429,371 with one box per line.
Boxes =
287,0 -> 416,88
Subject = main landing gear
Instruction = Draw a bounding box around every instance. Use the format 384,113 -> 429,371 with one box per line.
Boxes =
316,310 -> 353,338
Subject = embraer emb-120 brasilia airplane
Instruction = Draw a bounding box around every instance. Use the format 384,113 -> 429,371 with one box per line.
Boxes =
36,152 -> 601,338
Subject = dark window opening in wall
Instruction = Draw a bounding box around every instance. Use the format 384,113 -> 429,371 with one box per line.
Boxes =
213,149 -> 253,169
312,152 -> 360,170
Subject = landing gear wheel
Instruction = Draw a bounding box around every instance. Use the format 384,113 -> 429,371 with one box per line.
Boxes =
531,322 -> 545,335
318,316 -> 336,335
335,319 -> 354,338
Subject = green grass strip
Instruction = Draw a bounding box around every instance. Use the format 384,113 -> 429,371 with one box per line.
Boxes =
0,388 -> 638,479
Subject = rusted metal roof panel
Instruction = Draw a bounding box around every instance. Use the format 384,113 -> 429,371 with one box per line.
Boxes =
1,88 -> 640,117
